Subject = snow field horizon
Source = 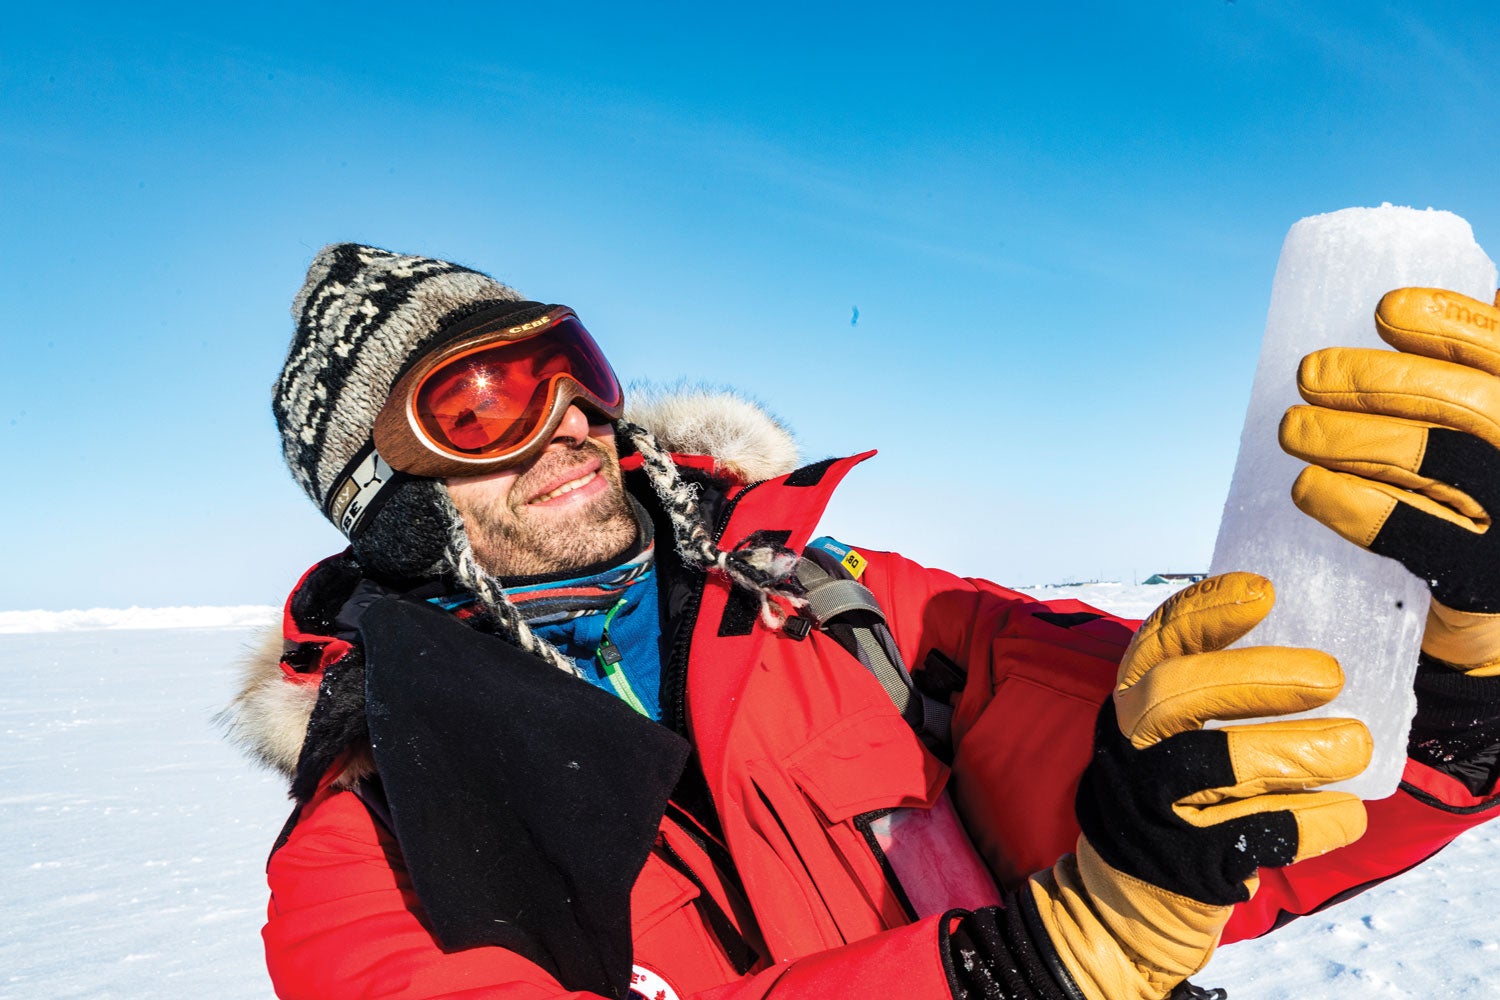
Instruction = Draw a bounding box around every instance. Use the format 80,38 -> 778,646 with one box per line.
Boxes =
0,583 -> 1181,636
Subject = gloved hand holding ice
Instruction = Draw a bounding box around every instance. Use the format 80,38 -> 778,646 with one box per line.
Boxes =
1210,205 -> 1498,799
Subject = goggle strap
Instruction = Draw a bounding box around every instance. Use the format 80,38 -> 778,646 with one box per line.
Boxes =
325,442 -> 411,539
386,299 -> 555,388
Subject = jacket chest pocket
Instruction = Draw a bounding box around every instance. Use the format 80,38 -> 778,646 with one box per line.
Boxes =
741,707 -> 950,950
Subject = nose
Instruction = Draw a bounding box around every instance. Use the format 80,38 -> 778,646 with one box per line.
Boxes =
548,404 -> 592,447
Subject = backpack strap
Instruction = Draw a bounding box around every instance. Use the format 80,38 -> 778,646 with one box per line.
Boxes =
794,547 -> 954,757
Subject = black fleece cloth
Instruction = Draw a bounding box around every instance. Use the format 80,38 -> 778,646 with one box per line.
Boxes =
361,596 -> 691,999
272,466 -> 733,996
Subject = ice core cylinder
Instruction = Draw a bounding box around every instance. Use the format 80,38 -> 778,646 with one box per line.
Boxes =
1210,205 -> 1497,799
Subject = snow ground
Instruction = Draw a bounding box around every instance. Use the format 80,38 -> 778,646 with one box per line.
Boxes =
2,587 -> 1496,998
2,624 -> 288,999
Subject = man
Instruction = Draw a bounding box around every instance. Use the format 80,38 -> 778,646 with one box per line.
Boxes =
226,245 -> 1500,1000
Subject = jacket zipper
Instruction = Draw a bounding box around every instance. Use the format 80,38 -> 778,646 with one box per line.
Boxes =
656,479 -> 771,971
663,480 -> 765,736
664,800 -> 737,881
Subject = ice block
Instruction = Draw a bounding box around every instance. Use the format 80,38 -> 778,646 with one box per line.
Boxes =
1210,205 -> 1498,799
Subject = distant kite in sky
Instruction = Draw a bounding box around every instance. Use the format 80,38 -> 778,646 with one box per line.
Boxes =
850,306 -> 859,326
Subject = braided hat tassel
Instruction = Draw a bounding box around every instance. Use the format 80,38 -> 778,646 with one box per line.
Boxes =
444,515 -> 582,677
620,420 -> 808,630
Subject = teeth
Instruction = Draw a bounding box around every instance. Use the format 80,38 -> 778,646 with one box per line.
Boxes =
532,470 -> 597,504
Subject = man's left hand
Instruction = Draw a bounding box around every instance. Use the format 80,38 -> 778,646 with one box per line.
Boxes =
1280,286 -> 1500,675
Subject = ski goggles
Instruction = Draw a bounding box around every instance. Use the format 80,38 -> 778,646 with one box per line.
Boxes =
371,305 -> 625,480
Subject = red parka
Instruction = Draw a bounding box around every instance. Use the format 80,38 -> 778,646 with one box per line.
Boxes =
249,451 -> 1500,999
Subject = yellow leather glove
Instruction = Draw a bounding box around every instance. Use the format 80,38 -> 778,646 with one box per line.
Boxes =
1280,287 -> 1500,675
1029,573 -> 1372,1000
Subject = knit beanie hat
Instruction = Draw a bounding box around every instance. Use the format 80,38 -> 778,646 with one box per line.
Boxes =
273,243 -> 536,579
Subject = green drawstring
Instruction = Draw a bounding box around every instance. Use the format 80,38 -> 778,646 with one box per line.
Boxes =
596,598 -> 649,717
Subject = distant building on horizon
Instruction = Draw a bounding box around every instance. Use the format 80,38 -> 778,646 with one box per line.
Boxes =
1142,572 -> 1208,585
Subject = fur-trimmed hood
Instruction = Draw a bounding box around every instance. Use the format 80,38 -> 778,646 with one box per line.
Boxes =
221,388 -> 801,785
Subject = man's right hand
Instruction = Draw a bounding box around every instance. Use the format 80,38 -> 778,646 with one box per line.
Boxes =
1027,573 -> 1372,1000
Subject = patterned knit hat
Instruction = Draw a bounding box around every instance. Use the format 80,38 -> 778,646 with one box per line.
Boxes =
273,243 -> 538,578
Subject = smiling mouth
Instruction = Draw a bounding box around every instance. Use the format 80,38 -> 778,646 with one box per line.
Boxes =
529,469 -> 599,504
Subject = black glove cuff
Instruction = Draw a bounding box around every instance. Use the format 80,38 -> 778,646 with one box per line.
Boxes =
1410,652 -> 1500,796
941,893 -> 1084,1000
940,893 -> 1229,1000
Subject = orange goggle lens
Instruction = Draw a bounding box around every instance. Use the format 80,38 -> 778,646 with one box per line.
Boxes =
412,314 -> 622,458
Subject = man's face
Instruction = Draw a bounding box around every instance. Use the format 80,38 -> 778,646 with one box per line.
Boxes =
445,405 -> 638,578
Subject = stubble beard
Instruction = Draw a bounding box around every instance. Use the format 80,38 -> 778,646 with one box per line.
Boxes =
456,440 -> 639,579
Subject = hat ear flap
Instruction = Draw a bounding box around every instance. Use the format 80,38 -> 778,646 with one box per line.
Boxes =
351,479 -> 459,580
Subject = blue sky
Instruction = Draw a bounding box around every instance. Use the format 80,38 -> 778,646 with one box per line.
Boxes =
3,1 -> 1497,610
